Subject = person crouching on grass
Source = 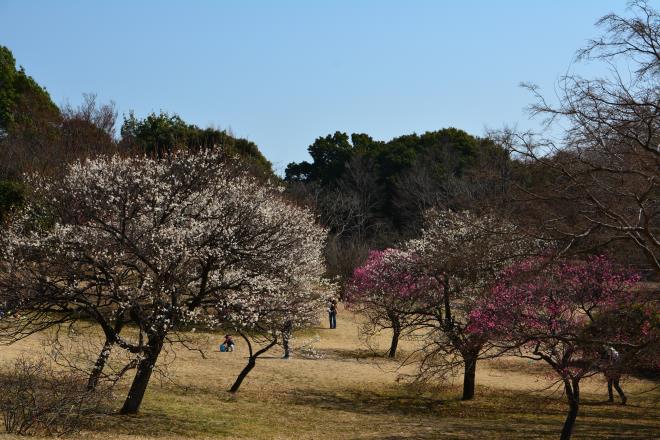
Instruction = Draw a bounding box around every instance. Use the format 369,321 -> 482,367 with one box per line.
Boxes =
221,335 -> 235,352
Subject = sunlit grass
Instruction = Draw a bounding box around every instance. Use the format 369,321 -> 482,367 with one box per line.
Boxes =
1,307 -> 657,439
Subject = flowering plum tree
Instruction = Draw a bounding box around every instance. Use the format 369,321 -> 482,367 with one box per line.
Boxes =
224,275 -> 333,393
0,151 -> 328,414
218,224 -> 333,393
406,209 -> 536,400
345,248 -> 438,358
468,256 -> 647,440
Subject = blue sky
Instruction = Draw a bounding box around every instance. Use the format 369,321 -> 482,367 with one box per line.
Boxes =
0,0 -> 633,173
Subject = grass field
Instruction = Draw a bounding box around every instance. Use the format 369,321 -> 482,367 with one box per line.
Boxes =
1,306 -> 658,439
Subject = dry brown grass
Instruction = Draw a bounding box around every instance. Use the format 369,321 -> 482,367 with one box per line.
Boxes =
0,306 -> 658,439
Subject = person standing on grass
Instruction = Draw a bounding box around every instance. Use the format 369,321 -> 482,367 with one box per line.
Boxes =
328,299 -> 337,329
601,346 -> 627,404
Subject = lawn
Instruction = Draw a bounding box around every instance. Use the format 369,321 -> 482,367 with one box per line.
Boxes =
0,306 -> 658,439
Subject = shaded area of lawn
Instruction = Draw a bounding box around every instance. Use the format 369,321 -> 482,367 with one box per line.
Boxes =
69,382 -> 659,440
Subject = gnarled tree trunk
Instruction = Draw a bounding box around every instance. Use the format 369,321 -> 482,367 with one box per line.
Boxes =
230,357 -> 256,393
119,336 -> 164,415
461,351 -> 478,400
388,316 -> 401,358
282,321 -> 292,359
229,332 -> 278,394
88,316 -> 125,391
560,378 -> 580,440
87,338 -> 114,391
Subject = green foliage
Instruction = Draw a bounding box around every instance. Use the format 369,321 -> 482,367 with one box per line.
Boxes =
120,111 -> 274,178
285,127 -> 484,187
285,127 -> 510,238
0,180 -> 25,223
0,45 -> 60,133
120,111 -> 188,157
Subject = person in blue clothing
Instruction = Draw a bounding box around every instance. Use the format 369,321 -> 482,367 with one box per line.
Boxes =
220,334 -> 235,352
328,299 -> 337,329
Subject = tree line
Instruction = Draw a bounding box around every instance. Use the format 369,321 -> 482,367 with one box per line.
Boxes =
0,48 -> 275,222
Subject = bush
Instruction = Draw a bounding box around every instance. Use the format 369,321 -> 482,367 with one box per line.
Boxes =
0,179 -> 24,223
0,357 -> 112,436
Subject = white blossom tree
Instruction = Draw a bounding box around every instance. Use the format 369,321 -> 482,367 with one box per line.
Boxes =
405,209 -> 537,400
0,151 -> 328,414
224,275 -> 333,393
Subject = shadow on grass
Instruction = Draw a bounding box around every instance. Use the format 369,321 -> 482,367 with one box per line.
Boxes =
286,387 -> 660,439
324,347 -> 394,361
80,388 -> 239,438
286,388 -> 557,438
76,385 -> 659,439
86,407 -> 234,438
289,387 -> 447,416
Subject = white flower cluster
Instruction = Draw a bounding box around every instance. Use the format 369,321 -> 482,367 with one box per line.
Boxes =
296,335 -> 325,360
406,209 -> 539,312
0,151 -> 333,353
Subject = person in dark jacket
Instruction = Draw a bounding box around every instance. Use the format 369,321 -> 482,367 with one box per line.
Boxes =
328,300 -> 337,329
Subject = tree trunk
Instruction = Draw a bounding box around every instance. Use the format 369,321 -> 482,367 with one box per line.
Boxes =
229,334 -> 278,393
229,357 -> 255,393
88,313 -> 125,391
388,321 -> 400,358
119,337 -> 163,415
282,333 -> 291,359
560,378 -> 580,440
461,353 -> 477,400
282,321 -> 292,359
87,338 -> 114,391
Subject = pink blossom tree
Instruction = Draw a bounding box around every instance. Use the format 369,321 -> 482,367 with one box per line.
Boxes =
345,248 -> 439,358
468,255 -> 648,440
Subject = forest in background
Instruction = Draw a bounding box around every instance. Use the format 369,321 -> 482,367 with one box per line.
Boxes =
2,39 -> 655,284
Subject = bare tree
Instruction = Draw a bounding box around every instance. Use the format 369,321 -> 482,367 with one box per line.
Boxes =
0,93 -> 118,180
60,93 -> 118,138
498,0 -> 659,273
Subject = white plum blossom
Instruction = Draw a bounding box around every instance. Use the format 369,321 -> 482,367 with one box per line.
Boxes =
0,151 -> 330,413
401,209 -> 539,400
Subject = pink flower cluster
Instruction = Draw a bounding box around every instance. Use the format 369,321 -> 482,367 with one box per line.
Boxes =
468,255 -> 640,341
346,248 -> 439,306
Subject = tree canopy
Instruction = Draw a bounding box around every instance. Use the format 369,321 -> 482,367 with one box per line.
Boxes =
120,111 -> 275,179
0,45 -> 60,135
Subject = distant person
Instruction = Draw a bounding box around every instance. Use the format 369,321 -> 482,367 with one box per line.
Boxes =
220,334 -> 235,352
601,346 -> 626,404
328,299 -> 337,329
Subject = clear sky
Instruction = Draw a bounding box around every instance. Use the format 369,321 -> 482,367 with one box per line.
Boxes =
0,0 -> 634,173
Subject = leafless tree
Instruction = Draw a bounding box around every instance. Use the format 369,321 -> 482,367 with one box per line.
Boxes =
0,93 -> 118,180
60,93 -> 118,138
497,0 -> 659,273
